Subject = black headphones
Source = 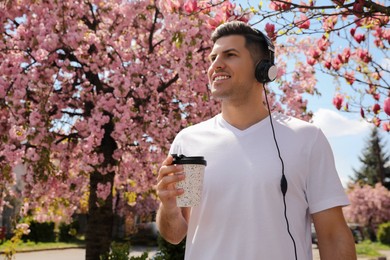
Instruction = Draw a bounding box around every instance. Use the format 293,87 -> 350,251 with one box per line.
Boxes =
252,27 -> 298,260
252,29 -> 278,83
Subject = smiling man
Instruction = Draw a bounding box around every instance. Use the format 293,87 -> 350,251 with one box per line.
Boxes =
156,21 -> 357,260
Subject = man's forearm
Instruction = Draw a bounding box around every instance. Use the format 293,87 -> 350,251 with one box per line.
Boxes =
156,203 -> 188,244
318,235 -> 357,260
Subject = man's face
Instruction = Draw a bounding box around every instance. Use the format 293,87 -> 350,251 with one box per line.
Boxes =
207,35 -> 258,101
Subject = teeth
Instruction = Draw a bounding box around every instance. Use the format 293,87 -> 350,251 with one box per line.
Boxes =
214,75 -> 230,81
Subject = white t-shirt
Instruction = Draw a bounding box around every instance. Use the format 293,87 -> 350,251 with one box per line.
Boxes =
169,113 -> 349,260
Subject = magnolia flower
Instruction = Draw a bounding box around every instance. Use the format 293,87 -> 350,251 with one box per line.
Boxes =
354,33 -> 365,43
383,122 -> 390,132
372,103 -> 381,114
384,97 -> 390,116
333,93 -> 344,110
183,0 -> 198,13
265,23 -> 276,40
269,0 -> 292,11
344,71 -> 355,85
372,117 -> 381,127
295,14 -> 310,29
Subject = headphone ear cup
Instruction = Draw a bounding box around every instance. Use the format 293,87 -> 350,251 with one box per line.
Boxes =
255,60 -> 278,83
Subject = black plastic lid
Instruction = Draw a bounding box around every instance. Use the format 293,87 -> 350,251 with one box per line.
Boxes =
171,154 -> 207,166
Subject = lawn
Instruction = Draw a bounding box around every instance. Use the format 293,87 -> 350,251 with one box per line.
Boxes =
0,240 -> 85,253
356,240 -> 390,257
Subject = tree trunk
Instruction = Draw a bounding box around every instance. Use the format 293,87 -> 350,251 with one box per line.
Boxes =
85,170 -> 115,260
85,117 -> 117,260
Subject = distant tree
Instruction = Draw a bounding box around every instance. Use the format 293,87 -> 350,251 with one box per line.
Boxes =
352,127 -> 390,189
343,183 -> 390,241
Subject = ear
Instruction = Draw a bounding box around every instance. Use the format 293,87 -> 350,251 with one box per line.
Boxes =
255,60 -> 277,83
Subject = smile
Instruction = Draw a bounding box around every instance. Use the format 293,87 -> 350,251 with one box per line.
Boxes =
213,75 -> 231,82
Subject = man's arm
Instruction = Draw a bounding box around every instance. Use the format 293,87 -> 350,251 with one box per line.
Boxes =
312,206 -> 357,260
156,155 -> 190,244
156,205 -> 190,244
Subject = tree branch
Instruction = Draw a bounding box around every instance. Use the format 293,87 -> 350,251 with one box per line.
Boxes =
157,74 -> 179,93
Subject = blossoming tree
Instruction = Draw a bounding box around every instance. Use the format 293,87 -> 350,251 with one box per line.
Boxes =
1,0 -> 389,258
247,0 -> 389,130
0,0 -> 254,259
343,183 -> 390,239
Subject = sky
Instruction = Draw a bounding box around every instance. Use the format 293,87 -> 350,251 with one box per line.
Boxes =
308,83 -> 390,187
303,47 -> 390,187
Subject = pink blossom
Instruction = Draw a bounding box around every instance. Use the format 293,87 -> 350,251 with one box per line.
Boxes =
269,0 -> 292,11
384,97 -> 390,116
331,56 -> 342,71
295,14 -> 310,29
183,0 -> 198,14
354,33 -> 365,43
333,93 -> 344,110
344,183 -> 390,227
307,57 -> 316,66
96,182 -> 112,201
373,117 -> 381,127
352,0 -> 364,17
265,23 -> 276,40
322,16 -> 338,31
316,37 -> 329,51
323,60 -> 332,70
372,103 -> 380,114
383,122 -> 390,132
16,223 -> 31,235
373,93 -> 380,101
344,71 -> 355,85
355,48 -> 372,63
371,72 -> 381,80
350,27 -> 356,36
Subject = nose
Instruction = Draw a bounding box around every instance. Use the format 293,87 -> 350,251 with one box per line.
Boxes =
208,56 -> 225,76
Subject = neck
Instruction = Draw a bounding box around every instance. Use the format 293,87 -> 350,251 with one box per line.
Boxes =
221,94 -> 270,130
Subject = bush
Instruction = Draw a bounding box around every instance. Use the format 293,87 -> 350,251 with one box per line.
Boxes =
377,222 -> 390,245
58,221 -> 79,242
154,235 -> 185,260
99,241 -> 149,260
22,221 -> 55,243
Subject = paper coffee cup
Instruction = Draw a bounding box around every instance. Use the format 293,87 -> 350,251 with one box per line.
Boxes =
172,154 -> 207,207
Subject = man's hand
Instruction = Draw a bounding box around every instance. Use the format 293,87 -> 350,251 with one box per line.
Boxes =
156,155 -> 189,244
156,155 -> 185,210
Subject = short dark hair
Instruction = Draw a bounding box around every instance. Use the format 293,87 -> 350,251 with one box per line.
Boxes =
211,21 -> 274,64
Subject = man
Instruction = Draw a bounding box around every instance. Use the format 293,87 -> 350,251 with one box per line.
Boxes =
156,21 -> 356,260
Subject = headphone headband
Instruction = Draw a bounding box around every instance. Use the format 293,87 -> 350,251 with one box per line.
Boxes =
253,28 -> 275,54
251,28 -> 277,83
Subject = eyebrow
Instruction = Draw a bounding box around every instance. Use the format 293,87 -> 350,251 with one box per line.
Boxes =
208,48 -> 240,60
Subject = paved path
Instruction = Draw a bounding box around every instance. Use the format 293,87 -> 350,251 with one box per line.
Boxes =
1,246 -> 389,259
0,246 -> 157,260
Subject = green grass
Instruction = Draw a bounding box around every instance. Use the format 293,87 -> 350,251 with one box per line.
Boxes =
356,240 -> 390,257
0,240 -> 85,253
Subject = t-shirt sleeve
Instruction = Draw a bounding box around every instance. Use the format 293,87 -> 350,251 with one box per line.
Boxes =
306,128 -> 350,214
169,131 -> 184,156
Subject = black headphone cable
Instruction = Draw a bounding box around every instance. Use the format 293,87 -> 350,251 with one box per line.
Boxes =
263,84 -> 298,260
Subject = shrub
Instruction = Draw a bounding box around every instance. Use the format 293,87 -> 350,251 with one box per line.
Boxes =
58,221 -> 79,242
99,241 -> 149,260
377,222 -> 390,245
22,221 -> 55,243
154,235 -> 185,260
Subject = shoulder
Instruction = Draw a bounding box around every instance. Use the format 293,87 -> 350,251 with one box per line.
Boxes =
177,114 -> 219,136
273,113 -> 321,135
